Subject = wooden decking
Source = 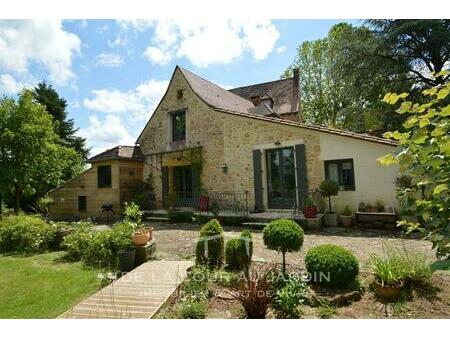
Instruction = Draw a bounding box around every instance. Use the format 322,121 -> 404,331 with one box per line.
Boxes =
59,260 -> 192,319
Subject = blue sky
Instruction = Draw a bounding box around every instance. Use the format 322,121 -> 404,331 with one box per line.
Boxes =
0,19 -> 359,156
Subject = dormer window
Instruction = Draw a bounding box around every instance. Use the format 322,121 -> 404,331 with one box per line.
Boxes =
171,110 -> 186,142
261,97 -> 274,109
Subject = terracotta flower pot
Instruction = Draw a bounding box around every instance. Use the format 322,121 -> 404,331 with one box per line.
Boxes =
303,206 -> 317,219
340,215 -> 353,227
132,232 -> 148,246
374,280 -> 405,303
145,227 -> 154,241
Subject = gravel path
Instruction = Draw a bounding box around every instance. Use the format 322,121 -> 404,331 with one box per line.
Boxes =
149,222 -> 436,269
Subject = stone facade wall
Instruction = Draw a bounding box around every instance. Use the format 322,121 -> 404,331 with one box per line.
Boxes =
138,68 -> 325,211
48,159 -> 143,218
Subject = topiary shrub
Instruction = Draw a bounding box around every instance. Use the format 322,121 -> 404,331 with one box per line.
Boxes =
225,230 -> 253,271
319,180 -> 339,213
0,215 -> 57,253
305,244 -> 359,289
195,219 -> 224,269
263,219 -> 304,273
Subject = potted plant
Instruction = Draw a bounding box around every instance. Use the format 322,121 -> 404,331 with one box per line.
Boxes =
340,205 -> 353,227
366,203 -> 374,212
303,197 -> 317,218
375,200 -> 384,212
358,202 -> 366,212
145,226 -> 154,241
319,180 -> 339,227
118,247 -> 136,273
369,253 -> 406,303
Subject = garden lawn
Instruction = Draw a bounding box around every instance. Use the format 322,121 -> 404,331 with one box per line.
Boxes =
0,251 -> 102,318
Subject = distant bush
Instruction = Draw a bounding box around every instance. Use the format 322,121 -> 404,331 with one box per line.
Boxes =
195,219 -> 224,269
225,230 -> 253,271
62,223 -> 94,261
263,219 -> 304,273
0,215 -> 57,253
305,244 -> 359,289
169,211 -> 195,223
123,202 -> 143,225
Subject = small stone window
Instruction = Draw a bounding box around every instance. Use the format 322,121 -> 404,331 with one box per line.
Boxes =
171,110 -> 186,142
177,89 -> 183,99
324,159 -> 355,191
78,196 -> 87,213
261,97 -> 274,108
97,165 -> 112,188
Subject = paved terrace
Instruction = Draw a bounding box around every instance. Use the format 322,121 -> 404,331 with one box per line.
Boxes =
59,260 -> 192,319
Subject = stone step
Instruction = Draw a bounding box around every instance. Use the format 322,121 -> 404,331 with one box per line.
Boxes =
145,216 -> 170,222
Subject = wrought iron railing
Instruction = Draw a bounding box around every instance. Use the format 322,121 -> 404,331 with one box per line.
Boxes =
168,190 -> 249,217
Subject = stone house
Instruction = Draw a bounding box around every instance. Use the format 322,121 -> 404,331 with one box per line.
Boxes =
49,66 -> 399,218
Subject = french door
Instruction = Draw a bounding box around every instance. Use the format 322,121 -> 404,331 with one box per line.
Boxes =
266,147 -> 296,209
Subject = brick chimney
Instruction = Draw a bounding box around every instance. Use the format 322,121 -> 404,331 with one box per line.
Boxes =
291,68 -> 302,122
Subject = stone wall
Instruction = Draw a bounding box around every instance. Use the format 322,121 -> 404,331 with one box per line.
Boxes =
138,68 -> 325,211
49,159 -> 143,218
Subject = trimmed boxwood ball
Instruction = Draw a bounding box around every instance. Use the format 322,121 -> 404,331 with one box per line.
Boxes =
225,230 -> 253,271
305,244 -> 359,289
263,219 -> 304,273
195,219 -> 224,269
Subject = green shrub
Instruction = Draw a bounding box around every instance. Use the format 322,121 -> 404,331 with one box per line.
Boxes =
195,219 -> 224,269
272,275 -> 309,318
225,230 -> 253,271
62,223 -> 94,261
263,219 -> 304,273
319,180 -> 339,213
317,305 -> 337,319
0,215 -> 57,253
62,221 -> 133,269
178,299 -> 206,319
168,211 -> 195,223
305,244 -> 359,289
123,202 -> 143,226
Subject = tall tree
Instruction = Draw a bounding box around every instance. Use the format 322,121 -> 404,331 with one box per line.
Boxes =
33,82 -> 89,160
368,20 -> 450,87
0,90 -> 83,213
284,23 -> 411,135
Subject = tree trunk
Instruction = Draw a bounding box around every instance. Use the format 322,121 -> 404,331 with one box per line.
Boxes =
328,196 -> 332,213
13,184 -> 21,215
282,251 -> 286,274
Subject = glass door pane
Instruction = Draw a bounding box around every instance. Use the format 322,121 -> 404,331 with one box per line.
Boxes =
267,147 -> 296,209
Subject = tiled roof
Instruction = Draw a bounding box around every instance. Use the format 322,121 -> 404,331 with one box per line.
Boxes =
179,67 -> 254,113
229,78 -> 297,114
178,66 -> 397,147
212,107 -> 398,147
88,145 -> 144,163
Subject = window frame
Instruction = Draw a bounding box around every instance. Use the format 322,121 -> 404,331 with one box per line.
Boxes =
78,196 -> 87,213
324,158 -> 355,191
171,109 -> 186,142
97,165 -> 112,188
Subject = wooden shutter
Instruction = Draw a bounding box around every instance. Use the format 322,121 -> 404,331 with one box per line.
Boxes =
162,166 -> 169,208
252,149 -> 264,212
294,144 -> 308,210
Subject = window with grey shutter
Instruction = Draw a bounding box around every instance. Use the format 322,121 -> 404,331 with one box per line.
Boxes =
252,149 -> 263,212
294,144 -> 308,210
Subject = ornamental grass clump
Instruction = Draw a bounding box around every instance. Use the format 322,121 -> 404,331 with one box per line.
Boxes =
272,275 -> 309,318
263,219 -> 304,273
195,219 -> 224,269
369,242 -> 432,287
305,244 -> 359,289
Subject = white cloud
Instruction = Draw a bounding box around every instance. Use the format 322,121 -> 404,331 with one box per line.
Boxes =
107,35 -> 127,48
117,20 -> 153,32
95,53 -> 124,67
143,46 -> 172,65
276,45 -> 286,53
0,74 -> 25,94
141,20 -> 279,67
0,20 -> 81,85
83,79 -> 169,120
78,114 -> 136,157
